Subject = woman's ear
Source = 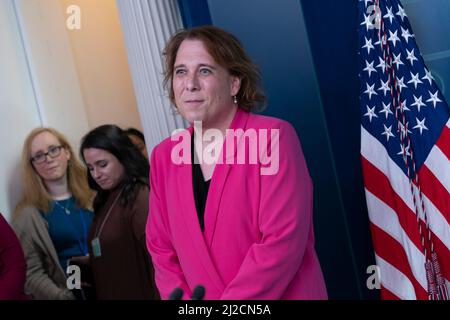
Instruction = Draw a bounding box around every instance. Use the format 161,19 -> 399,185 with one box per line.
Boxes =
230,76 -> 241,97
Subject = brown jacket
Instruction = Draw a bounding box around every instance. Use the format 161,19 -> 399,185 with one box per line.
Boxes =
12,206 -> 75,300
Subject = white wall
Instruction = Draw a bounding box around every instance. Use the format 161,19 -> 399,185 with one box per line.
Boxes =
0,0 -> 144,221
0,0 -> 41,221
59,0 -> 143,130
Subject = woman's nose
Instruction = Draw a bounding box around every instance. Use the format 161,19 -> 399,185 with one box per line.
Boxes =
186,73 -> 199,91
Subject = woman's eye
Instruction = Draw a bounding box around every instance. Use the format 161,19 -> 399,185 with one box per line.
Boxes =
199,68 -> 211,75
99,161 -> 107,168
175,69 -> 186,75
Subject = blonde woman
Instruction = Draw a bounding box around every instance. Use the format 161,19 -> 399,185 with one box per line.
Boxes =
13,128 -> 94,300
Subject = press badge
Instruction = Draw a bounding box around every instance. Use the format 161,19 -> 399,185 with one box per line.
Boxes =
91,237 -> 102,257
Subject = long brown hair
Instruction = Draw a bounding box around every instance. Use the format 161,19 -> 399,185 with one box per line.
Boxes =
15,127 -> 93,215
163,25 -> 266,112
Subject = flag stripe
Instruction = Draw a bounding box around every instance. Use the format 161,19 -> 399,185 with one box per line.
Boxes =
418,165 -> 450,224
435,122 -> 450,159
362,127 -> 450,249
375,254 -> 417,300
365,189 -> 427,290
370,223 -> 429,298
380,285 -> 401,300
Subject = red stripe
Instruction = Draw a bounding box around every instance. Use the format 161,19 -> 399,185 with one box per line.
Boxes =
371,223 -> 429,299
361,157 -> 423,251
381,285 -> 401,300
435,125 -> 450,159
418,165 -> 450,225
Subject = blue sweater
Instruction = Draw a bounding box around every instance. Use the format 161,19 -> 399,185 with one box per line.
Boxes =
42,197 -> 93,271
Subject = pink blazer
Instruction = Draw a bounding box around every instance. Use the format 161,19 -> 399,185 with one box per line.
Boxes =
146,109 -> 327,300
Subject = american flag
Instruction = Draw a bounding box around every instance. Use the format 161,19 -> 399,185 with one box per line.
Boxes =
358,0 -> 450,299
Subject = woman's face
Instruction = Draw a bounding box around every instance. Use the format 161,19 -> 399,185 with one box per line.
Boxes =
172,39 -> 241,128
30,131 -> 70,183
83,148 -> 125,190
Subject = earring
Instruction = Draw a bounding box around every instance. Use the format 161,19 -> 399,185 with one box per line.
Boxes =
233,95 -> 238,105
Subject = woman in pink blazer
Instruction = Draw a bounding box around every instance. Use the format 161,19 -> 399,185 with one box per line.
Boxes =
146,25 -> 327,300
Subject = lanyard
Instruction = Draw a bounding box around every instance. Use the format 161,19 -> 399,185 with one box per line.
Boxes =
94,186 -> 124,239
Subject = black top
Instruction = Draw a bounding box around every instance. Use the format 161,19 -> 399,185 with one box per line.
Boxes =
191,133 -> 211,232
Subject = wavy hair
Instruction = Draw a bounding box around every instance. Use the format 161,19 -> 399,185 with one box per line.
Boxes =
15,127 -> 93,215
163,25 -> 266,112
79,125 -> 149,212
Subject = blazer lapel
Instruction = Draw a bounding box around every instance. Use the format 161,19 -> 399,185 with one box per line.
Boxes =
176,127 -> 225,293
203,109 -> 250,248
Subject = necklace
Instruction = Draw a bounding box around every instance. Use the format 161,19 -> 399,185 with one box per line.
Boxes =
54,200 -> 71,215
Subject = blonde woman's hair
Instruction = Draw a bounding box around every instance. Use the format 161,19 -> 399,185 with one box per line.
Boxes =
15,127 -> 93,215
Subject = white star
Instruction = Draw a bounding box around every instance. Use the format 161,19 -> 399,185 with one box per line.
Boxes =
364,60 -> 377,77
401,27 -> 414,43
379,102 -> 393,119
362,37 -> 375,54
411,95 -> 426,112
396,5 -> 407,21
407,72 -> 423,89
378,78 -> 390,95
398,121 -> 412,138
364,83 -> 378,100
398,99 -> 410,113
406,48 -> 418,66
364,105 -> 378,122
360,0 -> 373,7
361,13 -> 374,31
413,117 -> 428,135
375,34 -> 387,50
422,69 -> 434,85
376,57 -> 388,73
381,124 -> 395,142
426,90 -> 442,108
384,6 -> 395,24
392,53 -> 404,69
397,143 -> 411,157
388,30 -> 400,47
396,77 -> 407,93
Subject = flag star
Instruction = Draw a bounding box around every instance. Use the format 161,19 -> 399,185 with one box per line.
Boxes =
413,117 -> 428,135
361,13 -> 374,31
378,78 -> 390,95
397,143 -> 411,157
360,0 -> 373,7
396,77 -> 407,93
379,102 -> 393,119
364,105 -> 378,122
398,121 -> 412,138
411,95 -> 426,112
422,69 -> 434,85
396,5 -> 407,21
401,27 -> 414,43
383,6 -> 395,24
388,30 -> 400,47
375,34 -> 387,50
392,53 -> 404,69
407,72 -> 423,89
426,90 -> 442,108
376,57 -> 388,73
381,124 -> 395,142
406,48 -> 418,66
362,37 -> 375,54
364,60 -> 377,77
364,83 -> 378,100
398,99 -> 410,113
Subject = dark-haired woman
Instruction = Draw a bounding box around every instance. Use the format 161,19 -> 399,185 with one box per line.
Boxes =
80,125 -> 159,300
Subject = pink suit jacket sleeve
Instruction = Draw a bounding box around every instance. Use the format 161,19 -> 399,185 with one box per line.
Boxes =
146,146 -> 191,300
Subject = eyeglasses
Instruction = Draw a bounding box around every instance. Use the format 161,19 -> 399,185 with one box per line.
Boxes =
30,145 -> 64,164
